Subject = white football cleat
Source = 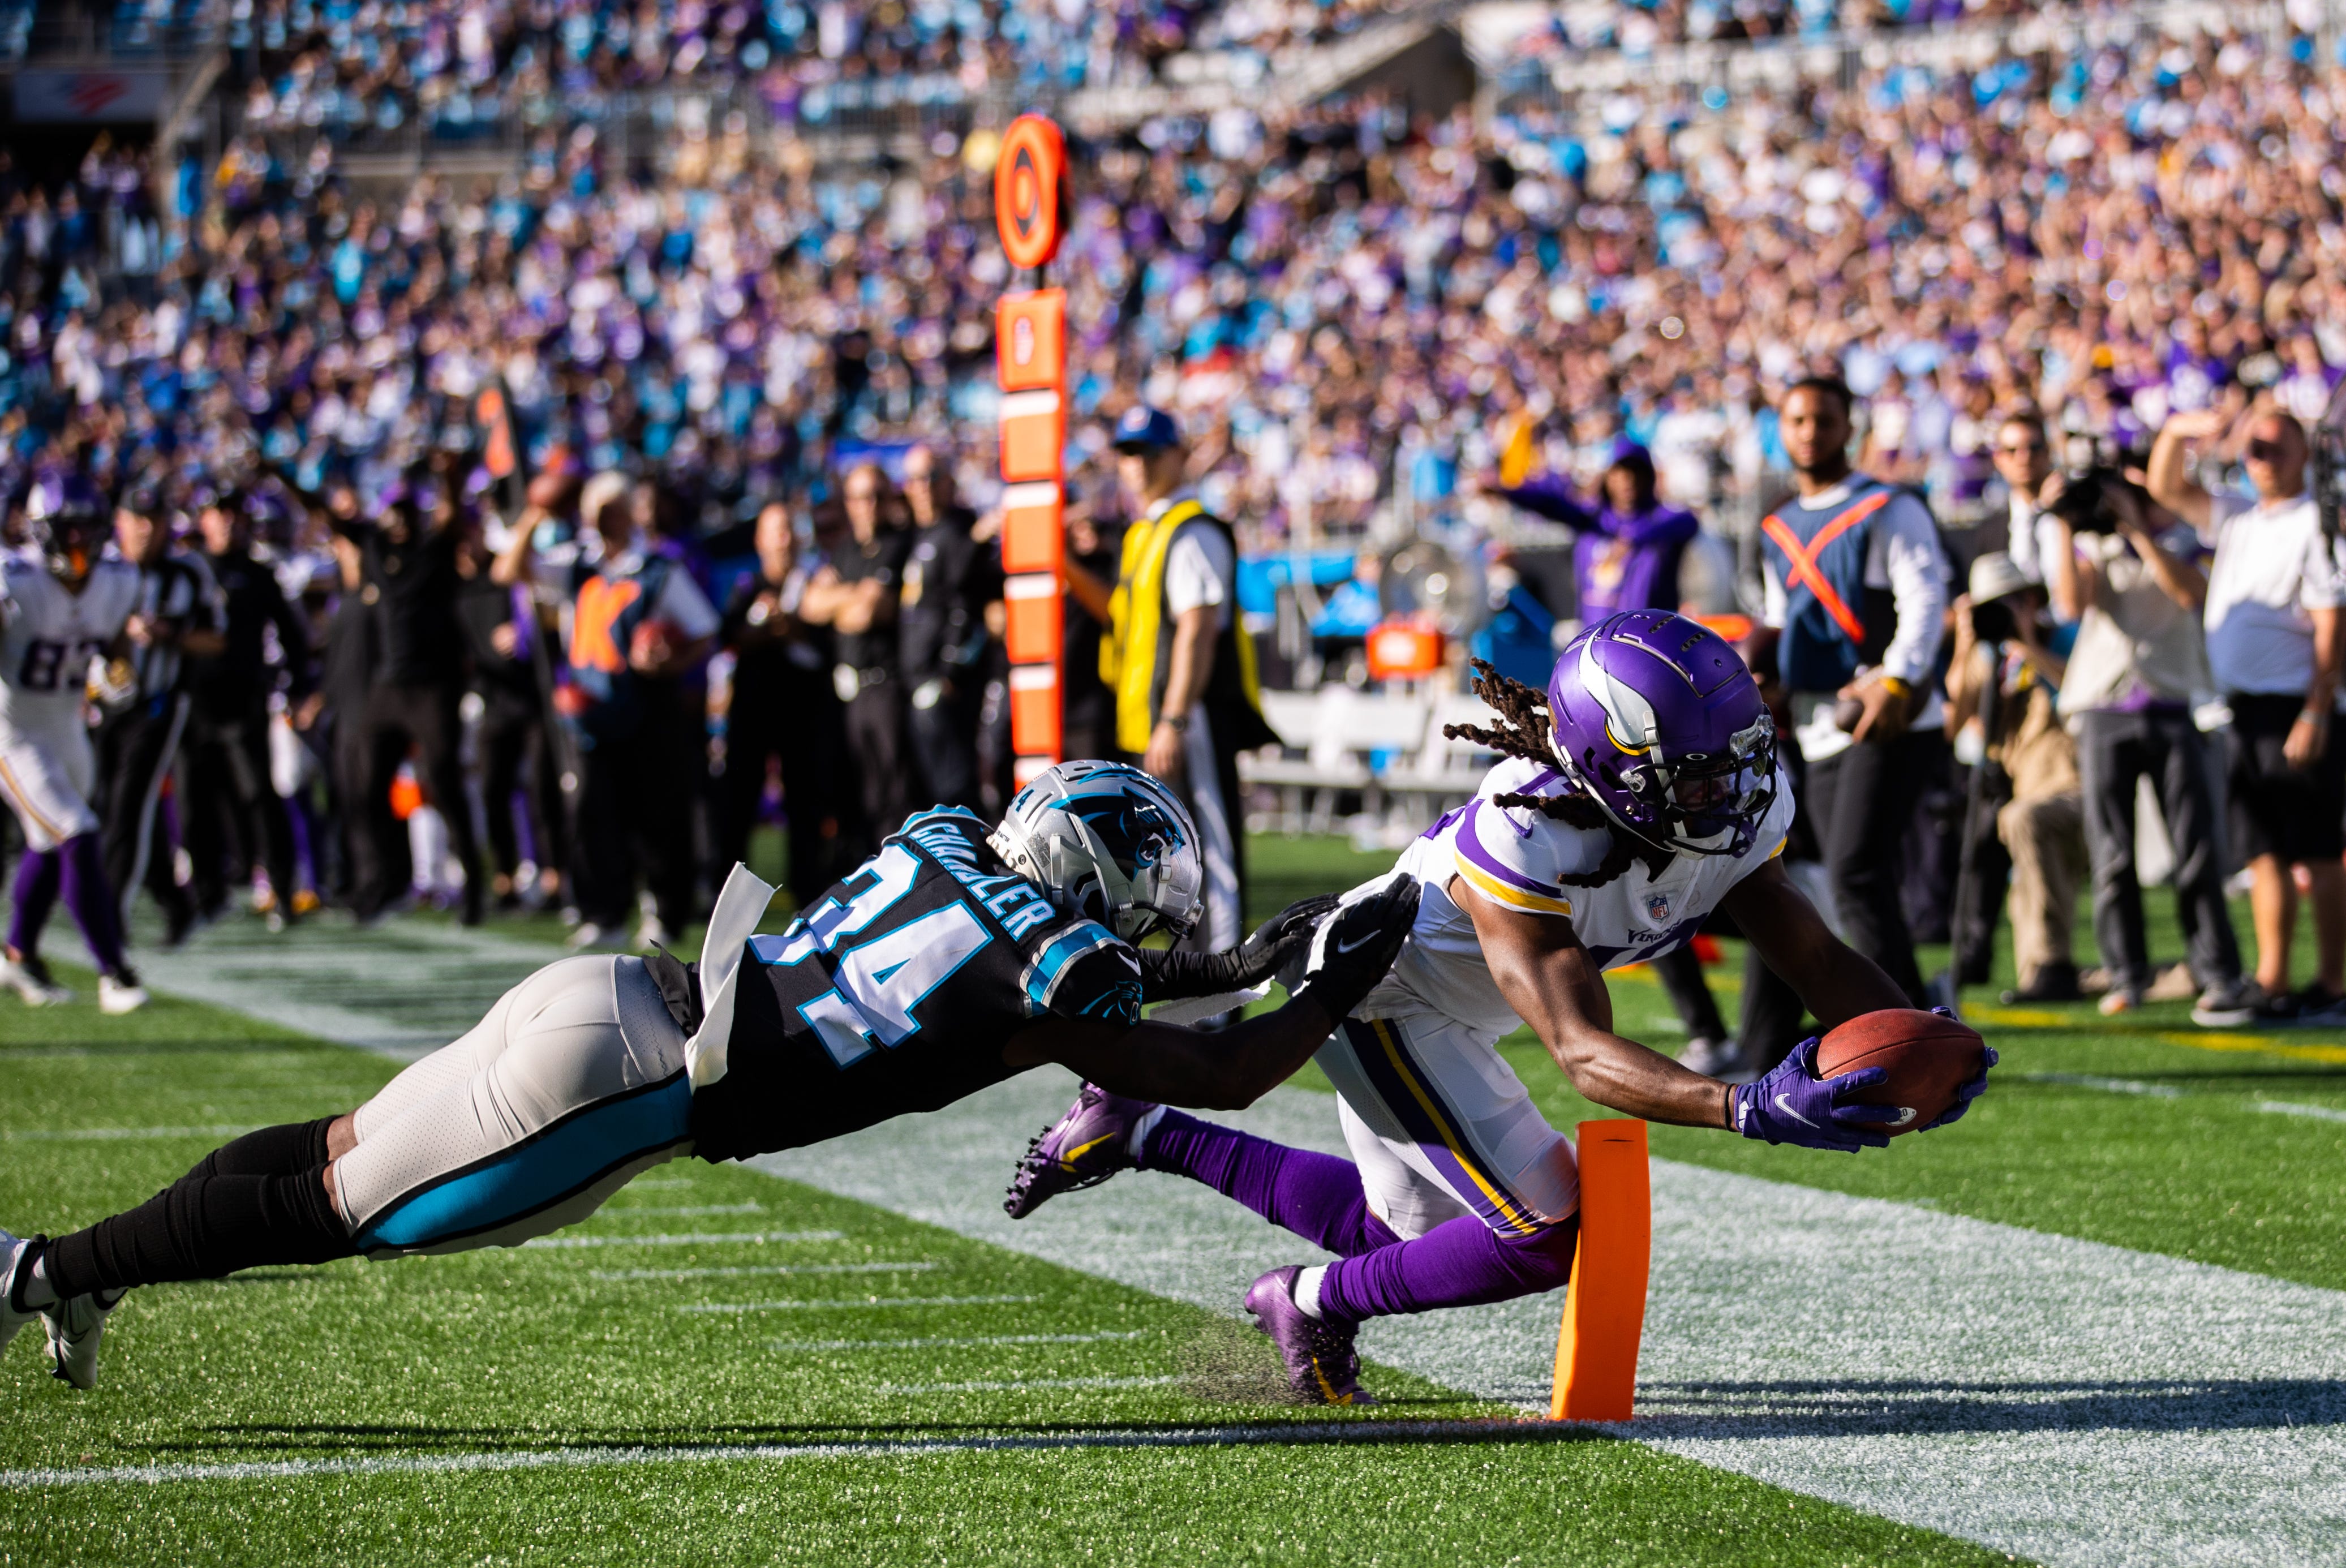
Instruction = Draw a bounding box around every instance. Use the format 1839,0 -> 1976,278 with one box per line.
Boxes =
42,1290 -> 123,1390
2,953 -> 72,1007
0,1230 -> 41,1357
97,972 -> 149,1015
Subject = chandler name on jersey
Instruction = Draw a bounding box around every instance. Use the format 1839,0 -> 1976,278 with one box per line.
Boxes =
1360,754 -> 1797,1045
690,807 -> 1142,1162
0,551 -> 139,736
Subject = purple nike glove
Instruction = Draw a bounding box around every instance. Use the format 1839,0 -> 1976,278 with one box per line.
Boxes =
1923,1024 -> 1997,1129
1730,1037 -> 1900,1152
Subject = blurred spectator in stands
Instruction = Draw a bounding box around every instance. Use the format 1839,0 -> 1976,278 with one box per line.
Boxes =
1946,553 -> 2085,1005
717,500 -> 849,907
2046,462 -> 2250,1026
2148,407 -> 2346,1023
802,462 -> 909,845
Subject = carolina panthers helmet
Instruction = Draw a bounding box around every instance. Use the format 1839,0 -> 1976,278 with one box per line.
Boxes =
24,471 -> 109,585
987,761 -> 1204,942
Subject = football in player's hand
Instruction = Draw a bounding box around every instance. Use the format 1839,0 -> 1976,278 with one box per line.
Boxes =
1814,1009 -> 1986,1136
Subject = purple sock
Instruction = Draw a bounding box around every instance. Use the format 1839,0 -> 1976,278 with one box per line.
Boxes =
8,847 -> 61,956
1143,1111 -> 1400,1257
1315,1212 -> 1579,1324
58,832 -> 128,976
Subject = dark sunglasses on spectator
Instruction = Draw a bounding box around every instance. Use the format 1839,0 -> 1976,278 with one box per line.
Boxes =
1997,441 -> 2040,454
2247,440 -> 2288,461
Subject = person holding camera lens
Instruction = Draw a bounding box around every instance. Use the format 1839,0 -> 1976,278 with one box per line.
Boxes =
2044,458 -> 2252,1024
1947,554 -> 2087,1006
2145,407 -> 2343,1024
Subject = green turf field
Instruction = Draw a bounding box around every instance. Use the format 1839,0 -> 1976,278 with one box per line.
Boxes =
3,830 -> 2341,1564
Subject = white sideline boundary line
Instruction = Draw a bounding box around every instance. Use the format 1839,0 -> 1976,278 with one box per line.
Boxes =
0,1419 -> 1584,1490
0,1125 -> 255,1141
522,1231 -> 854,1251
768,1330 -> 1150,1352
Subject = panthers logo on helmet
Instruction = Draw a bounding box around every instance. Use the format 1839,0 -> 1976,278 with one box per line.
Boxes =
991,761 -> 1204,942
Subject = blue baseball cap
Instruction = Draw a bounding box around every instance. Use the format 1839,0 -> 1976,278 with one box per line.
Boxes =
1112,404 -> 1183,453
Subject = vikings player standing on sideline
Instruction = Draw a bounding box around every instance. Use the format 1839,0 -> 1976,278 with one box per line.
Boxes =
1008,613 -> 1995,1404
0,762 -> 1417,1390
1,473 -> 148,1013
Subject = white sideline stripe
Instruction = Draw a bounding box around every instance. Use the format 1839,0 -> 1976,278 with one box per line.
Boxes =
596,1203 -> 765,1218
0,1125 -> 253,1141
694,1294 -> 1041,1309
0,1420 -> 1564,1490
752,1069 -> 2346,1568
878,1374 -> 1180,1397
2017,1072 -> 2184,1098
2258,1100 -> 2346,1124
768,1330 -> 1150,1352
523,1231 -> 850,1251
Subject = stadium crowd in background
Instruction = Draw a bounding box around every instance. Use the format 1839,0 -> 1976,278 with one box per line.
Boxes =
3,10 -> 2346,1039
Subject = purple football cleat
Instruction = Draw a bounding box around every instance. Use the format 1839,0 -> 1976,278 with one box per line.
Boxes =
1003,1083 -> 1155,1219
1244,1265 -> 1376,1406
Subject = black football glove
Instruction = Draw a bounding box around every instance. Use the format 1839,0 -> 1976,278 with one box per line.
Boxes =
1284,874 -> 1421,1024
1136,894 -> 1342,1002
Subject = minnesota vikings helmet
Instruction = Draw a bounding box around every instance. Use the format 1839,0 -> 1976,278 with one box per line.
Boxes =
24,471 -> 110,585
1546,610 -> 1778,857
988,761 -> 1204,942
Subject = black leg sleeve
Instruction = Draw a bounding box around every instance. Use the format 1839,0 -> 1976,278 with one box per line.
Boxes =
181,1118 -> 337,1183
44,1165 -> 355,1298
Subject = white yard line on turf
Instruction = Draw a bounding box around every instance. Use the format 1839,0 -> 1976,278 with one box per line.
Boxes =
522,1231 -> 852,1249
596,1203 -> 766,1217
768,1331 -> 1151,1351
0,1420 -> 1578,1490
0,1125 -> 255,1141
2015,1072 -> 2184,1097
2258,1100 -> 2346,1124
752,1069 -> 2346,1568
877,1374 -> 1181,1396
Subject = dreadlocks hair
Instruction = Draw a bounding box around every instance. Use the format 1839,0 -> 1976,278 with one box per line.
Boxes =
1443,660 -> 1671,885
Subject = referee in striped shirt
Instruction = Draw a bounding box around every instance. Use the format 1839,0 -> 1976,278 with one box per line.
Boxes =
96,488 -> 222,947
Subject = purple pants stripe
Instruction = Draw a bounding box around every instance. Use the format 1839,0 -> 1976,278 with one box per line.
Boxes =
1337,1019 -> 1543,1236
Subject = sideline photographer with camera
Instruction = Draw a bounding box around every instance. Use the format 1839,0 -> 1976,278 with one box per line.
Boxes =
2045,457 -> 2252,1025
1947,553 -> 2086,1004
2145,407 -> 2344,1023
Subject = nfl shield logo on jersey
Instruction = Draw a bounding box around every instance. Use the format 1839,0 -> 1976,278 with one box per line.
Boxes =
1645,892 -> 1671,924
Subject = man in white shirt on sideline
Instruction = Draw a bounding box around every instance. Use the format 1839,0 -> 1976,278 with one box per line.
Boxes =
2147,406 -> 2346,1023
1992,410 -> 2067,587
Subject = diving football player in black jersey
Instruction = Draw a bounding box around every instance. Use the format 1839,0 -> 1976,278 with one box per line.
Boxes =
0,762 -> 1417,1389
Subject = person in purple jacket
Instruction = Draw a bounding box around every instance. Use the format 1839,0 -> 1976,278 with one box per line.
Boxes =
1491,440 -> 1702,620
1485,440 -> 1736,1074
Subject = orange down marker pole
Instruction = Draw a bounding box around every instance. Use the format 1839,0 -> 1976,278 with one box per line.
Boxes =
1549,1119 -> 1651,1421
993,113 -> 1069,783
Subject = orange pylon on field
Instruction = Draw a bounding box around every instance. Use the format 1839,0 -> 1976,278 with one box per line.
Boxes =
1549,1119 -> 1652,1421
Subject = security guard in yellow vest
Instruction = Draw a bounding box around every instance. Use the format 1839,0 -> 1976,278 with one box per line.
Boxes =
1071,406 -> 1277,960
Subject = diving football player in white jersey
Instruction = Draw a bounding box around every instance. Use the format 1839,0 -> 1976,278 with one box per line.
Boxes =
1008,612 -> 1995,1403
1,472 -> 148,1012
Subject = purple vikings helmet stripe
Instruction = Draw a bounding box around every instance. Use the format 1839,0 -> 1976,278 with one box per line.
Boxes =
1545,611 -> 1778,858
